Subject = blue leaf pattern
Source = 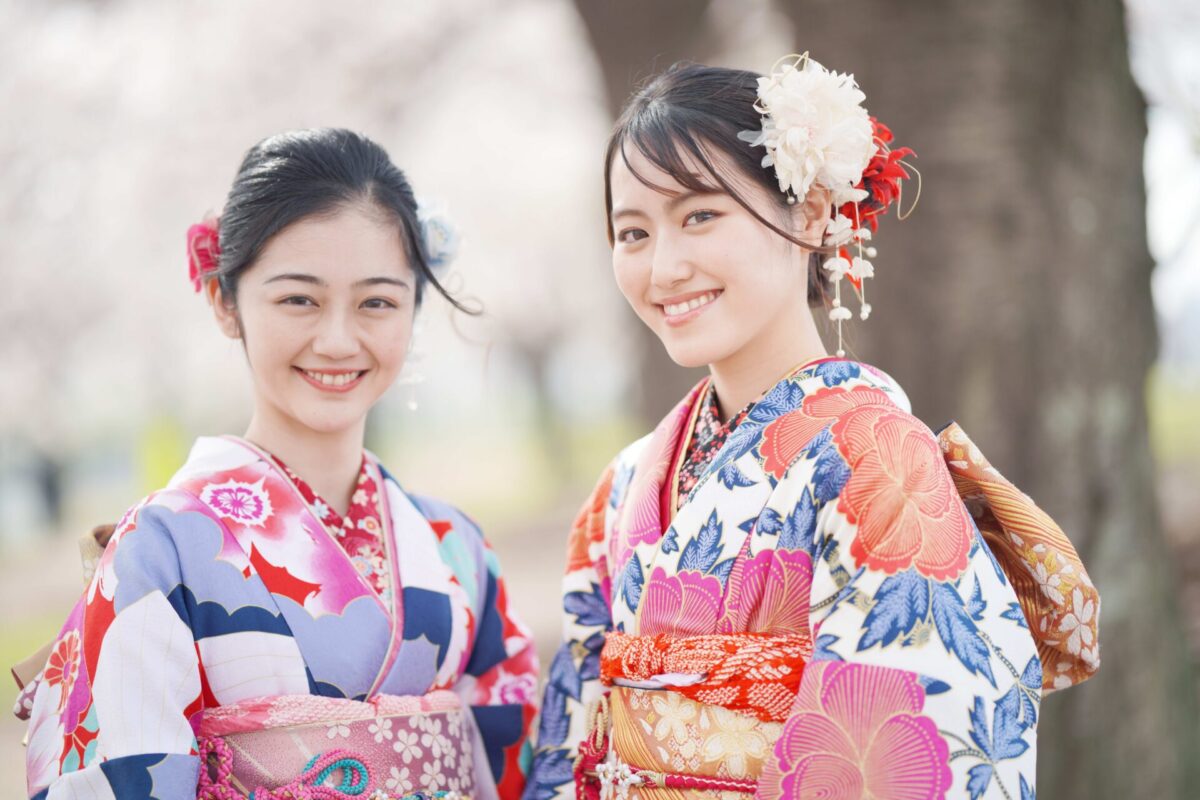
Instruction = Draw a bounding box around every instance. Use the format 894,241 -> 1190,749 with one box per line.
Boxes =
661,526 -> 680,554
931,581 -> 997,686
811,442 -> 850,504
710,558 -> 736,584
1001,602 -> 1028,628
967,576 -> 987,621
812,634 -> 843,661
563,583 -> 610,628
778,487 -> 816,550
718,462 -> 755,489
858,569 -> 930,650
967,764 -> 993,800
620,557 -> 643,612
753,508 -> 783,537
748,380 -> 806,424
679,511 -> 723,573
525,748 -> 574,800
814,360 -> 861,387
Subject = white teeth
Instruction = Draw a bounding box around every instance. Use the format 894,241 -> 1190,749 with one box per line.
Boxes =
664,291 -> 719,317
304,370 -> 361,387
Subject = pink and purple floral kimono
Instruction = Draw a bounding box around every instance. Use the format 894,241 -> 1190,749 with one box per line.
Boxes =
525,359 -> 1099,800
23,436 -> 539,800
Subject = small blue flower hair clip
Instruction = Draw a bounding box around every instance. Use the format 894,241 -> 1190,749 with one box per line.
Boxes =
416,198 -> 460,273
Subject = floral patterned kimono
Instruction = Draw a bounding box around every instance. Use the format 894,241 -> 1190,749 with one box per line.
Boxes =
23,436 -> 539,800
525,359 -> 1099,800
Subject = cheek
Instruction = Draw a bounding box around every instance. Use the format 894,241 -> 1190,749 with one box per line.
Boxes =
612,254 -> 649,308
372,316 -> 415,370
238,310 -> 295,371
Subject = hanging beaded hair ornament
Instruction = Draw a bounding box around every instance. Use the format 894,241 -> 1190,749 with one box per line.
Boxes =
738,53 -> 919,356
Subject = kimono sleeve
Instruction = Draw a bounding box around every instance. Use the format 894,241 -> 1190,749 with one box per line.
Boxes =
459,516 -> 542,800
756,403 -> 1042,800
522,466 -> 616,800
25,495 -> 204,800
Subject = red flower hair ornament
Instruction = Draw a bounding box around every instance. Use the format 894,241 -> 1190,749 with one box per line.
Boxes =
187,218 -> 221,293
740,54 -> 920,356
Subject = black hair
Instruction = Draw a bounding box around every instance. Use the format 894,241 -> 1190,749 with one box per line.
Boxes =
214,127 -> 470,312
604,63 -> 831,304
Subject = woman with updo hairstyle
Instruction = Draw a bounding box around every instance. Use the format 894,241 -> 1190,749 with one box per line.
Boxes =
525,59 -> 1100,800
22,128 -> 538,800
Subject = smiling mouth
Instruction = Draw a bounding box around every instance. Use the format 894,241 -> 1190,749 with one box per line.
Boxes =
660,290 -> 722,325
295,368 -> 368,392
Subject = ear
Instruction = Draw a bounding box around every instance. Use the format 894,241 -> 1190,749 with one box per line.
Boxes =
793,187 -> 833,246
205,278 -> 241,340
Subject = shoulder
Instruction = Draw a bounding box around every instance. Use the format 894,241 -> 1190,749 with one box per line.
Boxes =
378,469 -> 491,558
608,431 -> 653,508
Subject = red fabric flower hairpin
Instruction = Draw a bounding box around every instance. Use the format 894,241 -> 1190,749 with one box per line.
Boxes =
187,219 -> 221,293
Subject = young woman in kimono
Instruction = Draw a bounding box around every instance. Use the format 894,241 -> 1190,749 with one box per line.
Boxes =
22,129 -> 539,800
525,58 -> 1100,800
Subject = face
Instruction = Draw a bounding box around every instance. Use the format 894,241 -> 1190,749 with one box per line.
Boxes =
210,205 -> 416,437
609,146 -> 828,370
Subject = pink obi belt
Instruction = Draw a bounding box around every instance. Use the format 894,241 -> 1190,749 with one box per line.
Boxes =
196,691 -> 482,800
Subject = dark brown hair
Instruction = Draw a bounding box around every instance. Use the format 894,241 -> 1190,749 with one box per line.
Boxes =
603,63 -> 830,304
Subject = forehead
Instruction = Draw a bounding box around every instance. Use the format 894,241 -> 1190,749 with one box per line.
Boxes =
610,144 -> 706,203
254,205 -> 413,280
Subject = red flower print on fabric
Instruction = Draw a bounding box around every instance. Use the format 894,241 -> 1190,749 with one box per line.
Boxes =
757,661 -> 952,800
44,631 -> 81,713
831,401 -> 972,581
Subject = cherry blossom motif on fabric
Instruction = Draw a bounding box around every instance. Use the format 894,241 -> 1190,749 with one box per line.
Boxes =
756,660 -> 952,800
269,454 -> 390,601
601,631 -> 813,722
675,382 -> 755,510
196,691 -> 476,798
937,421 -> 1100,690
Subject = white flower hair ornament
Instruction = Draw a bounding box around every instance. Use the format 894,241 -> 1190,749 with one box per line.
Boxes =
416,198 -> 460,273
739,53 -> 920,356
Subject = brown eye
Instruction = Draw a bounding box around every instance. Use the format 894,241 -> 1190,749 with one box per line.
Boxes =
362,297 -> 398,310
684,210 -> 718,226
280,295 -> 316,307
617,228 -> 648,244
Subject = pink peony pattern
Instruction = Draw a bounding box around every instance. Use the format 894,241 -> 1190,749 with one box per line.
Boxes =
639,567 -> 725,636
757,661 -> 952,800
720,547 -> 814,635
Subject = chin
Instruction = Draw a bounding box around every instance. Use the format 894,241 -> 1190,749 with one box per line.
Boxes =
660,337 -> 733,371
292,407 -> 369,436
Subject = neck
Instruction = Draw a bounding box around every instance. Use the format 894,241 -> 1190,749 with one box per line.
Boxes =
709,304 -> 828,420
243,408 -> 365,517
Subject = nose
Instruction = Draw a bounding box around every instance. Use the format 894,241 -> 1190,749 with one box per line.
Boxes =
649,231 -> 693,290
311,307 -> 361,360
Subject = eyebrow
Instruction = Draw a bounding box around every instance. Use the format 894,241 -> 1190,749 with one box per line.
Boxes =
610,189 -> 717,223
264,273 -> 410,289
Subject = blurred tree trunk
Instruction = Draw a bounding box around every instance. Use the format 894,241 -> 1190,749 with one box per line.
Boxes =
775,1 -> 1198,797
578,0 -> 1198,796
573,0 -> 714,421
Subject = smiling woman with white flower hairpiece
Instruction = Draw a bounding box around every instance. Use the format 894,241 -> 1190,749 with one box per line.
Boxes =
523,57 -> 1101,800
18,128 -> 538,800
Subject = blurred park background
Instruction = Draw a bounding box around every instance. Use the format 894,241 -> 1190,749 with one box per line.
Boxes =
1,0 -> 1198,797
